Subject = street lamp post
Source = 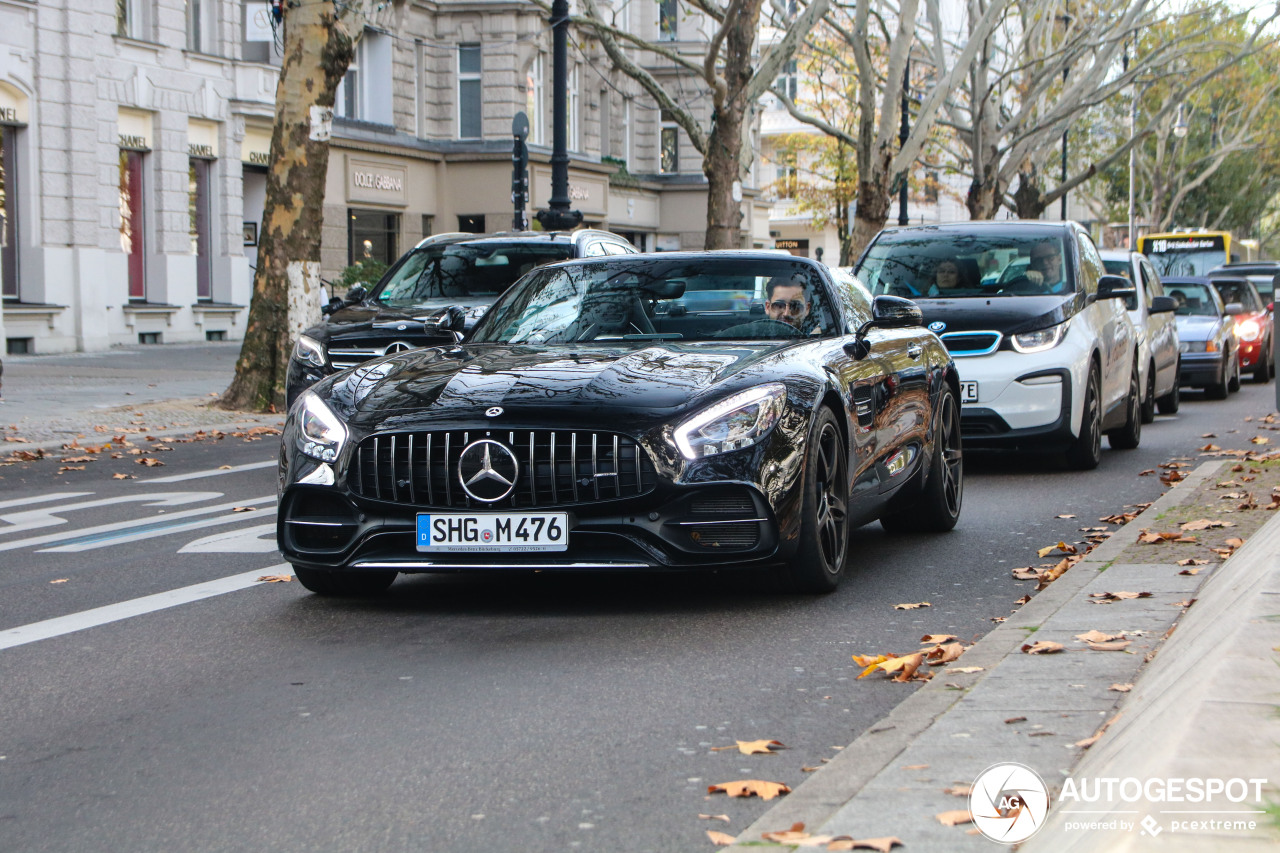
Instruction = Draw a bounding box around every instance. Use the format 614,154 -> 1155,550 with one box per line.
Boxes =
535,0 -> 582,232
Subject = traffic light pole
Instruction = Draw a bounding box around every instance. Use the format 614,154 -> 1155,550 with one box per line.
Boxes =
512,112 -> 530,231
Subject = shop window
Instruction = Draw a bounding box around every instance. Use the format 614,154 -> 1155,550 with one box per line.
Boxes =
458,45 -> 482,138
1,126 -> 17,300
116,0 -> 151,40
186,0 -> 217,54
457,214 -> 485,234
189,158 -> 213,301
348,209 -> 400,266
659,0 -> 677,40
119,149 -> 147,300
659,110 -> 679,174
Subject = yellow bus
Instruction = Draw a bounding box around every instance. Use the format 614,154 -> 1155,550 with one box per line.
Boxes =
1137,231 -> 1243,277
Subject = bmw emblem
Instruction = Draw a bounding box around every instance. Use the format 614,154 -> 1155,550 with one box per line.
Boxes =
485,406 -> 504,418
928,321 -> 947,333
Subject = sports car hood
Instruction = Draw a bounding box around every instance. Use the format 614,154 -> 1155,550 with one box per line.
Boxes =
1175,315 -> 1224,342
913,294 -> 1081,336
325,342 -> 790,428
310,298 -> 499,345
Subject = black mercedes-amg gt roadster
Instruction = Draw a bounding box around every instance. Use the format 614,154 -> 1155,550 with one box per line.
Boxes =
277,252 -> 963,595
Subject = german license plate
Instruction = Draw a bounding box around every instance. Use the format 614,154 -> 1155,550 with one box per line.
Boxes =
960,381 -> 979,403
416,512 -> 569,552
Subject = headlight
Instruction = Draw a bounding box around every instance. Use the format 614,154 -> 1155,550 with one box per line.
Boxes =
673,384 -> 787,460
297,390 -> 348,462
1235,318 -> 1261,341
292,334 -> 327,369
1181,341 -> 1214,353
1010,321 -> 1070,354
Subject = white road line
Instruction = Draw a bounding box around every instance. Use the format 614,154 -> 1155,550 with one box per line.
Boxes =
0,495 -> 276,552
0,492 -> 94,512
1,492 -> 224,539
144,459 -> 278,483
0,564 -> 289,652
39,502 -> 279,552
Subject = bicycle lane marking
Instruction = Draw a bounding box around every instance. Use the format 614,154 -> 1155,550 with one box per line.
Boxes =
0,564 -> 290,651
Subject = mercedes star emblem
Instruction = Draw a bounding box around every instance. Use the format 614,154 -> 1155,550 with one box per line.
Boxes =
383,341 -> 414,355
457,440 -> 519,502
485,406 -> 504,418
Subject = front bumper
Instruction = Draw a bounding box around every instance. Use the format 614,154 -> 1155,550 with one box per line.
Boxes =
1238,339 -> 1263,369
1179,351 -> 1225,387
953,345 -> 1081,451
278,481 -> 785,573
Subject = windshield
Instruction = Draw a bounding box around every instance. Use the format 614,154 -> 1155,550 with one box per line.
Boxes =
1165,283 -> 1219,317
857,231 -> 1074,297
469,258 -> 837,344
372,242 -> 574,307
1147,249 -> 1224,278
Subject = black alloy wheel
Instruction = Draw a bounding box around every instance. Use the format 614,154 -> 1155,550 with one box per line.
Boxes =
1066,365 -> 1103,470
294,566 -> 398,596
1254,342 -> 1272,383
784,408 -> 849,593
1107,358 -> 1142,450
881,387 -> 963,533
1140,364 -> 1156,424
1207,355 -> 1230,400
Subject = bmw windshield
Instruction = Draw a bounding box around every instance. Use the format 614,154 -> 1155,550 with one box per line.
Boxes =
858,231 -> 1075,298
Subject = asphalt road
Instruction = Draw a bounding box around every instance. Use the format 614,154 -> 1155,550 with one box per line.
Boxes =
1,382 -> 1275,852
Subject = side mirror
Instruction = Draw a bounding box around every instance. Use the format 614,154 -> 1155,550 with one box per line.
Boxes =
345,283 -> 368,303
1150,295 -> 1177,314
435,306 -> 467,341
1223,302 -> 1244,316
1267,302 -> 1274,314
844,295 -> 922,360
1097,275 -> 1136,301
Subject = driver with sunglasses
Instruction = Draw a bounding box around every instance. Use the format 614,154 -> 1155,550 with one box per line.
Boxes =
765,272 -> 815,330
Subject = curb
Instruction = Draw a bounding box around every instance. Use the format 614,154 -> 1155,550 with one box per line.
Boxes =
726,460 -> 1228,850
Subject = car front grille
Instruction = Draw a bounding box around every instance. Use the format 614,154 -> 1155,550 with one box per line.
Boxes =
940,331 -> 1001,356
350,430 -> 658,509
328,347 -> 385,370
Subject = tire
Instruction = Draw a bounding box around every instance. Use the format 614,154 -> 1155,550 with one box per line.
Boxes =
1156,369 -> 1180,415
1254,342 -> 1272,383
1107,359 -> 1142,450
1066,365 -> 1102,470
782,408 -> 849,593
1206,357 -> 1229,400
1140,363 -> 1157,424
294,566 -> 397,596
1228,352 -> 1241,393
881,387 -> 963,534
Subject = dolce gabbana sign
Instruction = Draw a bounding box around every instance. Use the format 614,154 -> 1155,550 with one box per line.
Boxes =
346,156 -> 407,206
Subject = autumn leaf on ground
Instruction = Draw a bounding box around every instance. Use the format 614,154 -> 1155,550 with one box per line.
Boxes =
951,666 -> 984,674
1015,594 -> 1032,605
50,578 -> 68,584
944,784 -> 972,797
925,643 -> 967,666
1160,470 -> 1187,485
761,823 -> 834,845
257,574 -> 293,583
59,456 -> 95,463
1110,683 -> 1133,692
902,764 -> 929,770
707,780 -> 791,800
705,829 -> 736,846
1012,566 -> 1046,581
56,466 -> 86,473
1179,567 -> 1202,576
710,739 -> 785,755
1177,558 -> 1210,567
1037,541 -> 1077,557
826,838 -> 904,853
1087,640 -> 1132,651
232,506 -> 256,513
1004,716 -> 1027,724
1101,512 -> 1138,524
1075,630 -> 1125,644
1055,514 -> 1076,519
1225,537 -> 1245,548
1076,713 -> 1122,749
936,809 -> 974,826
879,652 -> 926,682
136,457 -> 165,467
112,473 -> 135,480
1251,436 -> 1270,445
1180,518 -> 1233,531
1089,591 -> 1154,603
698,814 -> 730,823
919,634 -> 957,645
893,602 -> 931,610
1021,641 -> 1064,655
1201,443 -> 1221,452
3,436 -> 29,442
853,653 -> 895,678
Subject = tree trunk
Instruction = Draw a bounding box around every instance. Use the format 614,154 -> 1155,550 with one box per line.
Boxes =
703,112 -> 744,249
218,4 -> 355,412
1013,169 -> 1047,220
850,177 -> 891,260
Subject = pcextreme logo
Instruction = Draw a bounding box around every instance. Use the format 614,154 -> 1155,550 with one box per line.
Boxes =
969,762 -> 1051,843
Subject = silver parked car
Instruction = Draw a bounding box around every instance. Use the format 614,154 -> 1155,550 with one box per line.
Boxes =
1100,250 -> 1181,419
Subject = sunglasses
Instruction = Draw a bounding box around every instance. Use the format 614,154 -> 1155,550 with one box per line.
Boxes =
768,299 -> 807,313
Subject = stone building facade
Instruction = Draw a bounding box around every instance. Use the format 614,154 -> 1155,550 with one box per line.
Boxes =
0,0 -> 770,354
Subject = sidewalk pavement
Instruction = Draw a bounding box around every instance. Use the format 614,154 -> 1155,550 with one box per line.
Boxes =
727,460 -> 1280,851
1,343 -> 285,451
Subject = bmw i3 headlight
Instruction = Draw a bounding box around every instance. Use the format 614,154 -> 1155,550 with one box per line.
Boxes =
292,334 -> 327,369
674,384 -> 786,460
297,390 -> 348,462
1011,321 -> 1070,354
